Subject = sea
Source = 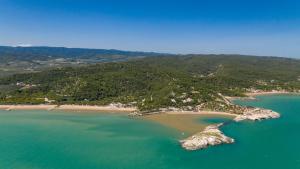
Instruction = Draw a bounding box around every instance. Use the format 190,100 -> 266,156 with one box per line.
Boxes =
0,94 -> 299,169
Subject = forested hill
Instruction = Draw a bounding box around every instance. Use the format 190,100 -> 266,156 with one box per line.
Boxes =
0,46 -> 166,77
0,46 -> 164,62
1,55 -> 300,112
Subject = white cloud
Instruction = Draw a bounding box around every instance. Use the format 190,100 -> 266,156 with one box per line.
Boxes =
14,44 -> 33,47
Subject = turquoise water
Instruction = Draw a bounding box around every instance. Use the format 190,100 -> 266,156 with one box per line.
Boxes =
0,95 -> 300,169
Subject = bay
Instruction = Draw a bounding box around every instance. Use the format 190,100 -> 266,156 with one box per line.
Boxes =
0,95 -> 299,169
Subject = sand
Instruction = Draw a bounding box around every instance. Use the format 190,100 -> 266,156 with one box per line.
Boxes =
0,104 -> 136,113
226,91 -> 298,101
245,91 -> 292,96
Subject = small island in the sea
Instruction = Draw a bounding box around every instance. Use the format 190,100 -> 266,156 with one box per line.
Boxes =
1,46 -> 299,150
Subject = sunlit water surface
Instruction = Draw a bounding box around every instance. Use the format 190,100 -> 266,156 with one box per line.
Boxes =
0,95 -> 300,169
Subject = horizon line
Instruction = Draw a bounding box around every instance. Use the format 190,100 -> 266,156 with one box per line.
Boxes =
0,44 -> 294,59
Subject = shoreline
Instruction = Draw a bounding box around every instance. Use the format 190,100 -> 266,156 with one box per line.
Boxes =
0,91 -> 297,113
0,95 -> 285,151
245,91 -> 296,97
0,92 -> 289,151
0,104 -> 137,113
227,91 -> 300,101
164,111 -> 237,117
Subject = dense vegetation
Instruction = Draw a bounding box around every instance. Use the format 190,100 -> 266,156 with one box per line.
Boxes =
1,55 -> 300,112
0,46 -> 165,77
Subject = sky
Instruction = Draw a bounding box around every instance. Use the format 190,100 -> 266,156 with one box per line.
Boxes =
0,0 -> 300,58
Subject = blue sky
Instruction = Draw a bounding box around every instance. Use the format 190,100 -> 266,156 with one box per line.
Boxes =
0,0 -> 300,57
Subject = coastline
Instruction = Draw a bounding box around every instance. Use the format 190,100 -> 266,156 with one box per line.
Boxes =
164,111 -> 237,116
0,91 -> 297,113
150,92 -> 286,150
245,91 -> 295,97
0,92 -> 287,151
0,104 -> 237,136
227,91 -> 299,101
0,104 -> 137,113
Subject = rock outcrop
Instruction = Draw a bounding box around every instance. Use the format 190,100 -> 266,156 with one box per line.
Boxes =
180,107 -> 280,151
234,107 -> 280,122
128,111 -> 143,117
180,124 -> 234,150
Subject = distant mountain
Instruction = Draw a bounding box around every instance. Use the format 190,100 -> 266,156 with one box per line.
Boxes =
0,46 -> 166,62
0,46 -> 168,77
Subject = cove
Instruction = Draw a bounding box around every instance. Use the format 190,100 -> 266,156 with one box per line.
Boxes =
0,94 -> 300,169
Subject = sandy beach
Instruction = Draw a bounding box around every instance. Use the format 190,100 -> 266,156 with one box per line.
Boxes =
1,91 -> 297,113
0,104 -> 137,113
245,91 -> 292,97
226,91 -> 299,101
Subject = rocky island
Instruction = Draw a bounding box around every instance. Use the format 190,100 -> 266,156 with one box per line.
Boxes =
180,123 -> 234,150
180,107 -> 281,151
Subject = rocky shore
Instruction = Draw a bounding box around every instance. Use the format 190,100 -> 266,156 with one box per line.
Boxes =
180,123 -> 234,150
234,107 -> 280,122
180,107 -> 280,151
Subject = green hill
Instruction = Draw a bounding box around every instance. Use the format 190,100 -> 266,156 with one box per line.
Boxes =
1,55 -> 300,112
0,46 -> 166,77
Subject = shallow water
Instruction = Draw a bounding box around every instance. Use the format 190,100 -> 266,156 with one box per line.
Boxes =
0,95 -> 300,169
144,113 -> 233,135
